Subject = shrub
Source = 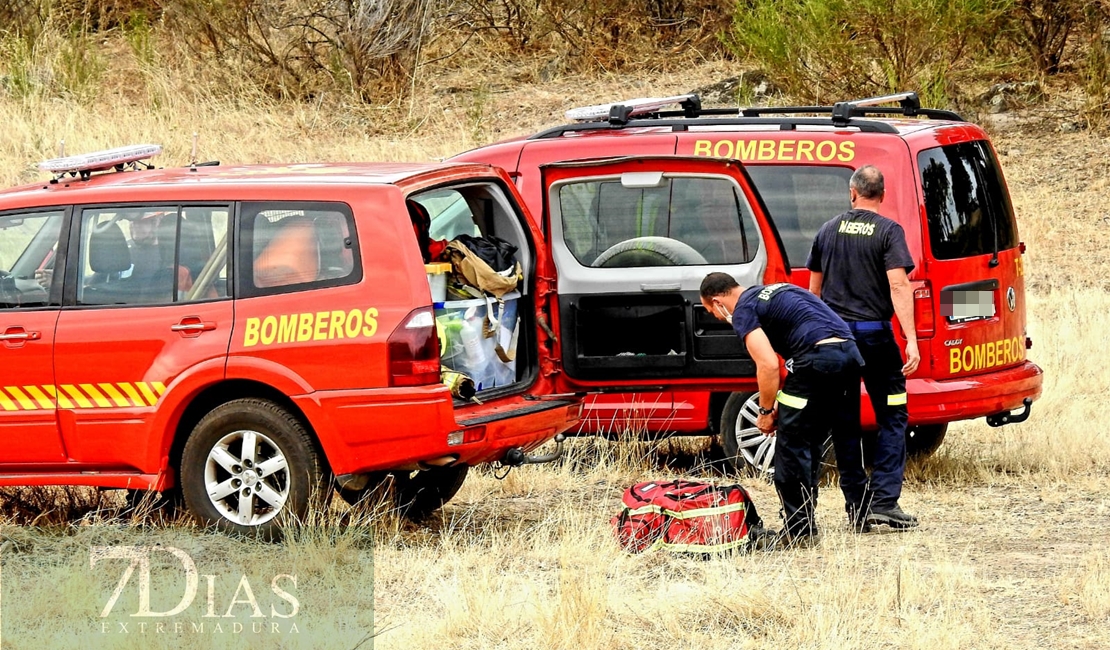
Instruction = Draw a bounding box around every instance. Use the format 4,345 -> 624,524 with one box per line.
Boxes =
725,0 -> 1011,106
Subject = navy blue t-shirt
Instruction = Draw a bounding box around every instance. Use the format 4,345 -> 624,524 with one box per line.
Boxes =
806,208 -> 915,322
732,283 -> 853,360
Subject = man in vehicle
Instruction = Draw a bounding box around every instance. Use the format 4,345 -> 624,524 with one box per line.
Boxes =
806,165 -> 920,531
700,272 -> 865,547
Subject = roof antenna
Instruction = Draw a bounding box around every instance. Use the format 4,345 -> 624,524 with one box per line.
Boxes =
57,139 -> 65,157
189,132 -> 199,172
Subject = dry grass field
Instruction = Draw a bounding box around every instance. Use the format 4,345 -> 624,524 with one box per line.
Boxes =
0,56 -> 1108,649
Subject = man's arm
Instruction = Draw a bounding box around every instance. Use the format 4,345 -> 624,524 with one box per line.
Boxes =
887,267 -> 920,376
744,327 -> 781,434
808,271 -> 823,297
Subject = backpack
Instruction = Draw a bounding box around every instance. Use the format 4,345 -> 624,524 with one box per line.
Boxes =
444,234 -> 522,300
611,480 -> 764,554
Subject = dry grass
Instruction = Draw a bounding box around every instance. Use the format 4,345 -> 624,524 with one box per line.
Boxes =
0,42 -> 1108,649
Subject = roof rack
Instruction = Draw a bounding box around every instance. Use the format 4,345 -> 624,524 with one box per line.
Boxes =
39,144 -> 162,182
531,91 -> 965,140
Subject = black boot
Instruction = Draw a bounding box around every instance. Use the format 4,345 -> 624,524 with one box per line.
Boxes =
865,505 -> 919,530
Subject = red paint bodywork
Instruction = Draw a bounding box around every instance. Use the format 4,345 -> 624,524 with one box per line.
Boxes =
452,119 -> 1043,434
0,163 -> 580,490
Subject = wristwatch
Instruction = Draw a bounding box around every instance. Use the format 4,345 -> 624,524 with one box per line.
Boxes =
758,406 -> 774,416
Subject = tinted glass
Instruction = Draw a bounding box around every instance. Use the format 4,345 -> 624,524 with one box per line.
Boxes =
418,189 -> 480,241
0,211 -> 63,309
242,203 -> 359,295
557,176 -> 759,267
919,141 -> 1018,260
744,165 -> 853,268
76,206 -> 230,306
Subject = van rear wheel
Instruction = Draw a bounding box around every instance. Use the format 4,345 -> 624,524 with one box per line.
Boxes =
393,465 -> 469,521
180,399 -> 326,537
906,424 -> 947,458
719,392 -> 834,478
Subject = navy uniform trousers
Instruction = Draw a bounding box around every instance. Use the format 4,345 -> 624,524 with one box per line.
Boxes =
838,320 -> 910,513
774,340 -> 864,538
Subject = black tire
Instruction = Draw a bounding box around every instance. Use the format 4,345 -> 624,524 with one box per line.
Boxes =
179,398 -> 327,537
719,392 -> 834,478
905,424 -> 948,458
334,471 -> 390,507
392,465 -> 469,521
591,236 -> 708,267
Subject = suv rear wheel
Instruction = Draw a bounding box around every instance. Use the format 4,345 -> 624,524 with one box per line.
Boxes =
719,392 -> 833,478
180,398 -> 326,536
335,465 -> 469,521
906,424 -> 947,458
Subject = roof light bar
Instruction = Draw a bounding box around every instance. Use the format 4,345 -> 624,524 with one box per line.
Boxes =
39,144 -> 162,175
566,94 -> 698,122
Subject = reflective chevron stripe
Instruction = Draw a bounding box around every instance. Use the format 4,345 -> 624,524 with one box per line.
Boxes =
887,393 -> 907,406
0,382 -> 167,410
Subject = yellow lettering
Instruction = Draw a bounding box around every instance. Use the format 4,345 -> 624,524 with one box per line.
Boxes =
816,140 -> 837,162
778,140 -> 796,160
344,309 -> 363,338
260,316 -> 278,346
950,348 -> 961,374
962,347 -> 974,372
1014,257 -> 1024,277
973,344 -> 986,370
736,140 -> 758,161
1002,338 -> 1012,365
1014,336 -> 1024,361
838,141 -> 856,162
796,140 -> 815,161
328,310 -> 346,339
986,341 -> 996,368
757,140 -> 776,161
713,140 -> 734,158
313,312 -> 329,341
693,140 -> 712,156
278,315 -> 296,344
244,318 -> 260,347
363,308 -> 378,337
297,313 -> 313,342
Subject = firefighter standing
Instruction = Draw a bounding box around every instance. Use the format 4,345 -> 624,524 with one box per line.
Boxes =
701,273 -> 865,547
807,165 -> 920,531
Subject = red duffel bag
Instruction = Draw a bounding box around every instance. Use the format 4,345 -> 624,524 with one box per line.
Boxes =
611,480 -> 764,554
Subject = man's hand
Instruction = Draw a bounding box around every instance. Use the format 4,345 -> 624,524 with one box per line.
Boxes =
902,339 -> 920,376
756,411 -> 777,436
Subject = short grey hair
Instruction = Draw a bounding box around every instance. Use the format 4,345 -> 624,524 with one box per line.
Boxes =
850,165 -> 884,199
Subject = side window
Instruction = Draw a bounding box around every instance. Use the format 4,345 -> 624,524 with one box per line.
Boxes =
239,202 -> 361,296
417,189 -> 480,241
919,141 -> 1019,260
77,206 -> 229,306
0,210 -> 64,309
556,176 -> 760,267
744,166 -> 853,268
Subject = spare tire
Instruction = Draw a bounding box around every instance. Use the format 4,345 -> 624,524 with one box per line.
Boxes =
592,237 -> 708,268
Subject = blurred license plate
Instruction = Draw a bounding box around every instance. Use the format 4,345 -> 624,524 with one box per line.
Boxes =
942,289 -> 996,323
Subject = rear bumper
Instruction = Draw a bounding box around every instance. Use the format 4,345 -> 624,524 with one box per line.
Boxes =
892,361 -> 1044,427
293,386 -> 582,475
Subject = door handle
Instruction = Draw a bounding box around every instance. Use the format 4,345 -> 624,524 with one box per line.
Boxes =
640,283 -> 681,292
171,319 -> 217,333
0,329 -> 40,341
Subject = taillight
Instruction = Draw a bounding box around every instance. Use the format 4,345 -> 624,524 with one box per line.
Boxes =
387,307 -> 440,386
913,281 -> 935,339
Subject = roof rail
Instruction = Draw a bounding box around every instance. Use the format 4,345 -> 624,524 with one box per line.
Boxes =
531,91 -> 965,140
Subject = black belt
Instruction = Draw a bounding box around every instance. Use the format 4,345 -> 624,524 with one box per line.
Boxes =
846,320 -> 891,332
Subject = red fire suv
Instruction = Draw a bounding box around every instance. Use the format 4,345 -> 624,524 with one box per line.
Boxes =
451,92 -> 1044,472
0,145 -> 780,533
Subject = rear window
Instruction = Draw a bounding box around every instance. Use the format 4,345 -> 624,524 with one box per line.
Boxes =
744,165 -> 853,267
557,176 -> 760,267
918,141 -> 1018,260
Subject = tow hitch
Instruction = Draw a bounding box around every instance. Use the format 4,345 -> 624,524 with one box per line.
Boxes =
986,398 -> 1033,427
502,434 -> 567,466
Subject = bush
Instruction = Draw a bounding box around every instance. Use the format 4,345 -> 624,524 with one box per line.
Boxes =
163,0 -> 436,103
725,0 -> 1011,106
